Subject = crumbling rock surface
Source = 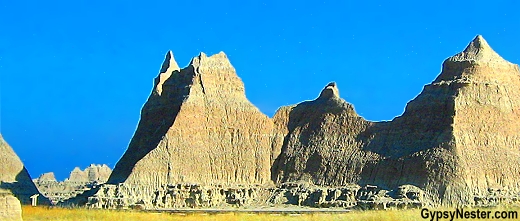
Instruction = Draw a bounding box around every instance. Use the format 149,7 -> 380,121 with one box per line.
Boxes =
70,182 -> 424,210
83,183 -> 272,209
0,192 -> 22,221
68,35 -> 520,209
272,35 -> 520,206
107,51 -> 275,187
0,134 -> 48,205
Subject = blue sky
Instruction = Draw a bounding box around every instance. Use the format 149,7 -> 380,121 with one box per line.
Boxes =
1,0 -> 519,180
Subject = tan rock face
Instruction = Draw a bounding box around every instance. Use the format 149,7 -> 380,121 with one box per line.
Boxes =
272,35 -> 520,206
85,164 -> 112,183
68,167 -> 88,183
67,164 -> 111,183
36,172 -> 57,183
76,35 -> 519,208
271,83 -> 377,186
0,192 -> 22,221
0,134 -> 47,205
107,51 -> 275,188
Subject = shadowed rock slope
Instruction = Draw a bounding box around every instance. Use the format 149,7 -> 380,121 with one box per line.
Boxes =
107,51 -> 275,187
272,35 -> 520,206
0,135 -> 48,205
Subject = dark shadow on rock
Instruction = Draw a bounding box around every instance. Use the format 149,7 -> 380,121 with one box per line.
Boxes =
0,167 -> 50,205
58,186 -> 100,207
107,67 -> 195,184
270,81 -> 461,199
270,97 -> 358,184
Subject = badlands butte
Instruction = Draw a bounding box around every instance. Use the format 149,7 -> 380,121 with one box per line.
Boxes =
2,35 -> 520,214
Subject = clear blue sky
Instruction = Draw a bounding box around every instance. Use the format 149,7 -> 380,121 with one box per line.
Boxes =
1,0 -> 519,180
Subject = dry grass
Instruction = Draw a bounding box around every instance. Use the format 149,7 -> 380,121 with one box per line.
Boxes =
22,205 -> 520,221
22,206 -> 424,221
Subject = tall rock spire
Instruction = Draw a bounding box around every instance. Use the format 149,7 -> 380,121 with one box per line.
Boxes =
154,51 -> 180,96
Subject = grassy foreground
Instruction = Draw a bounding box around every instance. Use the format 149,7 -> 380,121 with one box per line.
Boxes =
22,206 -> 423,221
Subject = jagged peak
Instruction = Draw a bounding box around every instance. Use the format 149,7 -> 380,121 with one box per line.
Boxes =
447,35 -> 509,64
318,82 -> 340,100
159,50 -> 180,74
189,51 -> 233,69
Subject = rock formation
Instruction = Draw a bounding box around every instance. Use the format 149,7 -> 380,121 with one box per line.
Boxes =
272,35 -> 520,206
0,191 -> 22,221
67,35 -> 520,209
107,51 -> 275,187
35,172 -> 57,183
0,134 -> 48,205
66,164 -> 111,184
33,164 -> 112,204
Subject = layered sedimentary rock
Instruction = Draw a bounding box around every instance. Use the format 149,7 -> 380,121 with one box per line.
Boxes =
0,191 -> 22,221
107,51 -> 275,187
272,35 -> 520,206
0,134 -> 47,205
83,182 -> 422,210
34,165 -> 112,204
69,35 -> 520,209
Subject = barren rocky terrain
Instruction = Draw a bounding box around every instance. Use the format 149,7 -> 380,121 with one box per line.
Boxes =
2,35 -> 520,219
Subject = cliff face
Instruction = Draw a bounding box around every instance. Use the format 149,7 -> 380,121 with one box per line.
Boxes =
0,135 -> 48,205
446,36 -> 520,203
272,36 -> 520,206
107,51 -> 275,188
84,35 -> 520,208
271,82 -> 377,185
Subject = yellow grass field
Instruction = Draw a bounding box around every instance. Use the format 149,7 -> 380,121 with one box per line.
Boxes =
21,206 -> 520,221
22,206 -> 421,221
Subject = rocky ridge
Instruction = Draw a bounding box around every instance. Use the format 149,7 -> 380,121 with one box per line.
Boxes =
33,164 -> 111,204
272,35 -> 520,206
66,35 -> 520,209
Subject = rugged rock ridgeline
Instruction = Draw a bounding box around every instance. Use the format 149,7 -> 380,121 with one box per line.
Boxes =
0,134 -> 48,206
273,35 -> 520,206
33,165 -> 112,204
106,51 -> 275,187
67,35 -> 520,209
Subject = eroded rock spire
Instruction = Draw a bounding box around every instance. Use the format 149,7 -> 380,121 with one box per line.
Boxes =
448,35 -> 508,64
318,82 -> 340,99
154,51 -> 180,95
